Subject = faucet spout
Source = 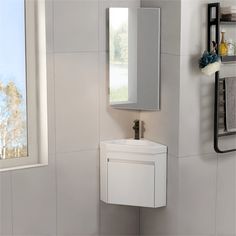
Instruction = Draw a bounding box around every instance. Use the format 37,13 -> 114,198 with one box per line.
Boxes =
133,120 -> 140,140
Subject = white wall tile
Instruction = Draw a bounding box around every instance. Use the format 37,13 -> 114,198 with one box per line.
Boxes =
140,53 -> 180,156
57,150 -> 99,236
220,0 -> 236,6
178,55 -> 215,157
177,155 -> 217,235
11,156 -> 56,236
141,0 -> 181,56
140,1 -> 236,236
45,0 -> 54,53
140,154 -> 179,236
99,53 -> 139,141
100,202 -> 140,236
54,0 -> 99,53
47,53 -> 56,155
181,0 -> 207,56
141,154 -> 218,236
216,153 -> 236,235
55,53 -> 99,153
0,173 -> 12,236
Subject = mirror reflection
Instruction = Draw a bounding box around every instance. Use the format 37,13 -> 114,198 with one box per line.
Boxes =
109,7 -> 161,110
109,8 -> 129,103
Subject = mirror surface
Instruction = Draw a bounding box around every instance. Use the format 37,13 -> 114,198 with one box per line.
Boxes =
109,8 -> 160,110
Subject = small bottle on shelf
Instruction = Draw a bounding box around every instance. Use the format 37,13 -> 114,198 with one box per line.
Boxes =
227,39 -> 235,56
219,30 -> 228,56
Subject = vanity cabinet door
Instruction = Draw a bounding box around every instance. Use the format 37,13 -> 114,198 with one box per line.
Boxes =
107,159 -> 155,207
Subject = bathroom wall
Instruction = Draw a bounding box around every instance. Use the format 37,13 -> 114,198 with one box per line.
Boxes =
0,1 -> 140,236
140,0 -> 236,235
178,1 -> 236,235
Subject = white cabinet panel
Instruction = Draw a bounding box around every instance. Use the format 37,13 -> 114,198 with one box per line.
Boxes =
108,160 -> 155,207
100,139 -> 167,208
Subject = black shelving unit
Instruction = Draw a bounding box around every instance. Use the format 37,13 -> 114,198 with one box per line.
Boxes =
208,3 -> 236,153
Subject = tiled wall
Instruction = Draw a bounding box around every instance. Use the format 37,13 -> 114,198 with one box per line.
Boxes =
140,0 -> 236,235
0,1 -> 141,235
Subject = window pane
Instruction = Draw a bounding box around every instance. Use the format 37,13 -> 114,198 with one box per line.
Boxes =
0,0 -> 27,159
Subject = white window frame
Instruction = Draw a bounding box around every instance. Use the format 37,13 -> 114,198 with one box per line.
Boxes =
0,0 -> 48,171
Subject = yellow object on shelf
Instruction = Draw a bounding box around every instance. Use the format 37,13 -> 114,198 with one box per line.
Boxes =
219,31 -> 228,56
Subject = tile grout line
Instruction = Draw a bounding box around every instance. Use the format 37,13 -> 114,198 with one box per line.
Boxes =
176,152 -> 219,159
98,0 -> 102,235
137,4 -> 142,235
139,207 -> 141,236
98,53 -> 102,235
214,154 -> 219,236
51,0 -> 58,235
55,148 -> 99,156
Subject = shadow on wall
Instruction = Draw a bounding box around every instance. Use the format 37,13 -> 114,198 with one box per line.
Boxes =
190,54 -> 215,154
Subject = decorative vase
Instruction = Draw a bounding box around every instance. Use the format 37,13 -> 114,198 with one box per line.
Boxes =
201,61 -> 221,76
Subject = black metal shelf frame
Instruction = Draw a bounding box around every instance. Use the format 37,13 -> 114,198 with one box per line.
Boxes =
208,3 -> 236,153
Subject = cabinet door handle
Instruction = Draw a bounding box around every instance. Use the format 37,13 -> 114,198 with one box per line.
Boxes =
107,158 -> 155,166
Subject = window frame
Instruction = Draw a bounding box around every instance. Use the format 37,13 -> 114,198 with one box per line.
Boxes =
0,0 -> 48,171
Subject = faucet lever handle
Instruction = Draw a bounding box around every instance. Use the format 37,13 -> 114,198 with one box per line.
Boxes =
140,121 -> 145,139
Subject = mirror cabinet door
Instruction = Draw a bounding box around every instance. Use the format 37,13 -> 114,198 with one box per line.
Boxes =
109,8 -> 160,111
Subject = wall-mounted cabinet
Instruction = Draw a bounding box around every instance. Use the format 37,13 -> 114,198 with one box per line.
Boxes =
100,139 -> 167,208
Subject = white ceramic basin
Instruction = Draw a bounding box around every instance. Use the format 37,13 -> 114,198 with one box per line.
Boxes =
101,139 -> 167,154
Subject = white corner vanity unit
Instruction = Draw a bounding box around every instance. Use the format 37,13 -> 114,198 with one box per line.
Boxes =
100,139 -> 167,208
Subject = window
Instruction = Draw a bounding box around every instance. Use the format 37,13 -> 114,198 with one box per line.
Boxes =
0,0 -> 27,160
0,0 -> 48,171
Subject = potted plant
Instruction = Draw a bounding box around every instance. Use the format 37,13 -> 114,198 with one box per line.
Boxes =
199,41 -> 221,76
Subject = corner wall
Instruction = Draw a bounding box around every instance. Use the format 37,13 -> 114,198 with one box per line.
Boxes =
140,0 -> 236,235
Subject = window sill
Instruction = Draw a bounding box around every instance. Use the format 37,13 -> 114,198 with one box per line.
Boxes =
0,163 -> 48,172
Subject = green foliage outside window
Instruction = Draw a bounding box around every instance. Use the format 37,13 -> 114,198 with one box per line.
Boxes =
110,22 -> 128,65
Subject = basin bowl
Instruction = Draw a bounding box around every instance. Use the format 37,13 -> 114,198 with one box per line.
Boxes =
100,139 -> 167,154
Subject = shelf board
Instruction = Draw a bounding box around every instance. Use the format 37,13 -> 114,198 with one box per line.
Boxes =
218,131 -> 236,137
221,55 -> 236,63
209,19 -> 236,25
220,20 -> 236,25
